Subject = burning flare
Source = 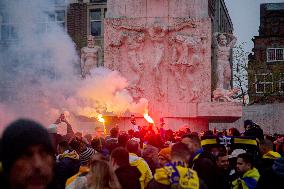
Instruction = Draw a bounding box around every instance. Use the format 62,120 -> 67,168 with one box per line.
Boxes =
97,114 -> 106,135
144,113 -> 154,124
97,114 -> 105,123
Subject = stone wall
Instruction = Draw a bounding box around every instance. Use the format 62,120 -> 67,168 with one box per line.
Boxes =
210,103 -> 284,135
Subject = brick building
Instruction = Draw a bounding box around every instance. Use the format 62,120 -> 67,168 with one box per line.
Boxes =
248,3 -> 284,104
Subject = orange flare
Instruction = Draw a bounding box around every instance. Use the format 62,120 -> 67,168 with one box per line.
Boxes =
97,114 -> 105,123
144,113 -> 154,124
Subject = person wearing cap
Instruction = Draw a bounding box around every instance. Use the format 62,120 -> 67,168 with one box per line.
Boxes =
48,113 -> 75,150
158,147 -> 171,167
0,119 -> 60,189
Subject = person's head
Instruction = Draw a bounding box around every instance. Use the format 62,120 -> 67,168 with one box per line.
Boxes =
91,137 -> 104,152
69,138 -> 87,153
110,147 -> 130,170
94,126 -> 104,138
130,115 -> 136,125
118,133 -> 129,147
158,147 -> 171,166
110,127 -> 119,138
87,160 -> 121,189
259,139 -> 273,155
181,134 -> 201,154
218,34 -> 227,46
171,142 -> 191,164
1,119 -> 54,189
236,153 -> 254,174
244,120 -> 254,130
126,139 -> 139,154
57,140 -> 70,155
228,128 -> 241,137
216,152 -> 229,170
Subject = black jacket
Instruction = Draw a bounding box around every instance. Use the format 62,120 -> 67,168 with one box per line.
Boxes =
189,151 -> 216,189
256,157 -> 284,189
115,164 -> 141,189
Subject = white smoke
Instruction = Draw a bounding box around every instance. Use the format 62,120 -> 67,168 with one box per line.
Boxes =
0,0 -> 148,133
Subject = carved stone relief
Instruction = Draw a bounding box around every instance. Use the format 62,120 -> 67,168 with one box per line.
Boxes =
104,18 -> 212,103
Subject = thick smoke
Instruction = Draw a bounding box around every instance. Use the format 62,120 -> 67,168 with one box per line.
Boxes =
0,0 -> 148,133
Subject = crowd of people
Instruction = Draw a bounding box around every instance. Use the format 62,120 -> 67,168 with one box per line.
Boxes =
0,115 -> 284,189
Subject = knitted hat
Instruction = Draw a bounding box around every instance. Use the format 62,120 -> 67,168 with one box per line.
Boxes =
1,119 -> 54,173
80,147 -> 95,165
47,124 -> 58,134
158,147 -> 171,161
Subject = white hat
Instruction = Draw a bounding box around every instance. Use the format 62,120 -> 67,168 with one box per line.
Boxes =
47,124 -> 58,134
229,149 -> 246,158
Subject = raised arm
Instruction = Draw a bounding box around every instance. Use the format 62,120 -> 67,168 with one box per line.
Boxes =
213,32 -> 220,47
228,34 -> 237,48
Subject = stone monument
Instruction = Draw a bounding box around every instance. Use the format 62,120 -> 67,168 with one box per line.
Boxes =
80,35 -> 102,78
212,32 -> 239,102
104,0 -> 242,131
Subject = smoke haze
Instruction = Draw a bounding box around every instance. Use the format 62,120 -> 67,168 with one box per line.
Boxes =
0,0 -> 148,133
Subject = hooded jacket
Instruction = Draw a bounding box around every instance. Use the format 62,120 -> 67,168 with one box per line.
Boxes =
56,150 -> 81,188
129,153 -> 153,189
256,150 -> 281,175
232,167 -> 260,189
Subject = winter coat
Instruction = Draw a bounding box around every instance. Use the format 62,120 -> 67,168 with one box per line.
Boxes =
56,150 -> 81,188
256,157 -> 284,189
189,149 -> 216,189
129,153 -> 153,189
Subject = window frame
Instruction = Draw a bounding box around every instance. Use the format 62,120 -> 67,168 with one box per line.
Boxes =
267,48 -> 284,62
255,73 -> 274,94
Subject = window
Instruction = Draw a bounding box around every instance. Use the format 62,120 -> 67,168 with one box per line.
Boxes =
0,12 -> 18,41
255,73 -> 273,94
90,8 -> 107,37
37,10 -> 66,33
267,48 -> 284,62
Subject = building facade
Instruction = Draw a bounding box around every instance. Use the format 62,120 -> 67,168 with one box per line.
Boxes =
248,3 -> 284,104
0,0 -> 232,57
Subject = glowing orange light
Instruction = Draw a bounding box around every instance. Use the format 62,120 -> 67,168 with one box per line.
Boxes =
97,114 -> 106,135
97,114 -> 105,123
144,113 -> 154,124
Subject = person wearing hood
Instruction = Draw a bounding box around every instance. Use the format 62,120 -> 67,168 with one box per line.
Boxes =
127,139 -> 153,189
232,153 -> 260,189
147,142 -> 207,189
55,140 -> 80,188
256,157 -> 284,189
110,147 -> 141,189
256,139 -> 281,175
